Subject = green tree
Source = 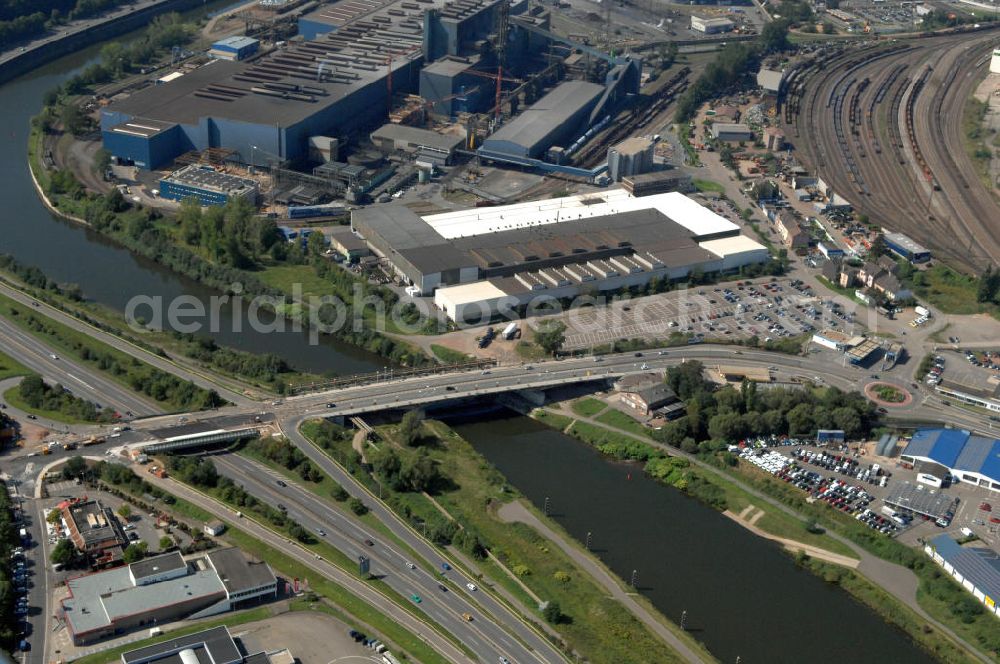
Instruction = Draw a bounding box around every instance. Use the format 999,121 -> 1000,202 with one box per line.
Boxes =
62,455 -> 87,479
60,103 -> 90,136
159,535 -> 174,551
534,320 -> 566,356
50,539 -> 78,566
117,504 -> 131,520
122,541 -> 148,564
543,601 -> 567,624
398,409 -> 425,446
347,497 -> 368,515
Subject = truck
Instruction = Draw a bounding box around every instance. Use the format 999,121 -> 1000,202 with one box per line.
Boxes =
477,327 -> 495,349
82,435 -> 106,447
19,527 -> 29,543
915,305 -> 931,318
501,322 -> 518,340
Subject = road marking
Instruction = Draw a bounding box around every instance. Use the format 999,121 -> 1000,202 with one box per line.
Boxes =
65,373 -> 94,390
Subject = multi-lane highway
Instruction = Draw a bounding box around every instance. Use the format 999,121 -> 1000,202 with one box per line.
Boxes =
0,314 -> 157,417
213,454 -> 561,664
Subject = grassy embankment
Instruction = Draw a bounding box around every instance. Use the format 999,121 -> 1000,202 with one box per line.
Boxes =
429,344 -> 473,364
547,402 -> 857,558
0,349 -> 30,380
961,96 -> 994,192
0,291 -> 222,412
536,403 -> 995,662
98,463 -> 451,664
300,419 -> 711,664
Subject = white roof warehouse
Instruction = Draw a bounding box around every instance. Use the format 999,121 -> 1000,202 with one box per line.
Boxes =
351,189 -> 770,322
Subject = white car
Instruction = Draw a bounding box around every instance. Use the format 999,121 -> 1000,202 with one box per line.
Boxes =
466,583 -> 477,591
405,562 -> 416,570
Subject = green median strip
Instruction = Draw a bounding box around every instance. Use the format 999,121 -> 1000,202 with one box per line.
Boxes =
0,292 -> 223,411
0,348 -> 30,380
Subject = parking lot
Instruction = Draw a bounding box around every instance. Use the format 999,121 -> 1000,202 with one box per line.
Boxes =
560,277 -> 863,350
234,610 -> 377,663
737,437 -> 1000,554
932,348 -> 1000,394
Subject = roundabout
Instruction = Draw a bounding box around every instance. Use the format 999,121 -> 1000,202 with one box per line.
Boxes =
864,381 -> 913,408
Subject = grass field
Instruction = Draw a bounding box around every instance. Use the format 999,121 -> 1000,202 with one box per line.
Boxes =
430,344 -> 472,364
595,409 -> 654,439
0,349 -> 30,380
3,384 -> 95,425
570,397 -> 606,418
692,178 -> 725,193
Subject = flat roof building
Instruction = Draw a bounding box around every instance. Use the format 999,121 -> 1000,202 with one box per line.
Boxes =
621,171 -> 693,197
121,625 -> 296,664
159,165 -> 258,206
370,124 -> 465,163
691,15 -> 734,33
62,548 -> 276,645
209,36 -> 260,61
61,499 -> 128,563
345,189 -> 770,321
900,428 -> 1000,492
925,535 -> 1000,619
711,123 -> 752,142
884,481 -> 958,522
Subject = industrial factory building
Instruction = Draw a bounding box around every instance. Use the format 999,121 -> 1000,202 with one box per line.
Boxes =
208,36 -> 260,61
691,15 -> 734,33
884,231 -> 931,263
607,137 -> 654,182
480,81 -> 606,159
352,189 -> 769,321
101,0 -> 509,170
159,165 -> 259,206
925,535 -> 1000,618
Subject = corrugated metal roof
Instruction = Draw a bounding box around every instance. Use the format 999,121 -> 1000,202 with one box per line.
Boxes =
481,80 -> 604,155
930,534 -> 1000,604
904,428 -> 1000,480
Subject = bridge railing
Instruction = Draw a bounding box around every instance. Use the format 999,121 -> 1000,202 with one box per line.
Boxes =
286,358 -> 498,395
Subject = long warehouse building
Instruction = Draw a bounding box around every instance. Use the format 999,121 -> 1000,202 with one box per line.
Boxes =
352,189 -> 770,321
900,428 -> 1000,493
101,0 -> 507,169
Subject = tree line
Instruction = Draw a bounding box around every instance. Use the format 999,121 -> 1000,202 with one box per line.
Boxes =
650,361 -> 876,455
0,0 -> 125,46
15,374 -> 115,422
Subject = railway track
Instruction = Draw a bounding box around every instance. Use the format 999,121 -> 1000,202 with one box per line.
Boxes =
783,28 -> 1000,271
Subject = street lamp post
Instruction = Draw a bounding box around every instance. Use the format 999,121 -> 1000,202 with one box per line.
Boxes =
250,144 -> 257,174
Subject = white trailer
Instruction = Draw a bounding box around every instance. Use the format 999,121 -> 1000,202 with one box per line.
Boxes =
915,305 -> 931,318
502,322 -> 518,340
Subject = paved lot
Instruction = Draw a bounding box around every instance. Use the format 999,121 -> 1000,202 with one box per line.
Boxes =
560,277 -> 861,350
235,611 -> 380,663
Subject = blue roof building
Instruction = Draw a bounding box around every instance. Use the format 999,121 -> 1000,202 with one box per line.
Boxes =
925,535 -> 1000,618
901,428 -> 1000,493
209,36 -> 259,61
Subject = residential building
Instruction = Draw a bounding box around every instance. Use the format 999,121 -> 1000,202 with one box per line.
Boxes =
61,499 -> 128,566
614,373 -> 684,418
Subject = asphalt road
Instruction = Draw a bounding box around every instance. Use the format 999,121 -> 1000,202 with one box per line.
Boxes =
212,454 -> 554,664
0,314 -> 158,417
0,282 -> 254,406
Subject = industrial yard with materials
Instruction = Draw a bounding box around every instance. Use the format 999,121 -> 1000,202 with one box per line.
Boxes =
350,187 -> 770,321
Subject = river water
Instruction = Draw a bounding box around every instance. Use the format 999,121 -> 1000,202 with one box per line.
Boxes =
455,411 -> 938,664
0,9 -> 383,375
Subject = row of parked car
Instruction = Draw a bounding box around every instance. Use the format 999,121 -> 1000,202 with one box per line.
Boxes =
791,448 -> 891,488
12,545 -> 31,650
738,447 -> 901,536
926,355 -> 945,386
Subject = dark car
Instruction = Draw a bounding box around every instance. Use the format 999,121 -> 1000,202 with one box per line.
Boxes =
445,386 -> 455,391
364,538 -> 374,546
276,480 -> 287,488
438,583 -> 448,592
326,402 -> 335,408
634,352 -> 643,357
441,562 -> 451,571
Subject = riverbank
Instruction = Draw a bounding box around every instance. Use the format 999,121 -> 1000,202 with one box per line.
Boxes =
528,404 -> 993,664
0,0 -> 211,85
299,417 -> 714,664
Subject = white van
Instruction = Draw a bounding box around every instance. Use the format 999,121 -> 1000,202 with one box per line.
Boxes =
917,473 -> 943,488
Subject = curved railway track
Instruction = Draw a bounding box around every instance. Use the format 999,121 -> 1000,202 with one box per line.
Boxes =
784,29 -> 1000,271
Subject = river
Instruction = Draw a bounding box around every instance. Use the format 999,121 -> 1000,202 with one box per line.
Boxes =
455,410 -> 939,664
0,8 -> 383,375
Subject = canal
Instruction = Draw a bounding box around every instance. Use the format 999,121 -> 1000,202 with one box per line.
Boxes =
455,410 -> 939,664
0,7 -> 383,375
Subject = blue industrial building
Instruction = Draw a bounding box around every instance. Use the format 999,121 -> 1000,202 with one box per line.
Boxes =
900,428 -> 1000,493
209,36 -> 260,61
159,165 -> 258,206
884,231 -> 931,263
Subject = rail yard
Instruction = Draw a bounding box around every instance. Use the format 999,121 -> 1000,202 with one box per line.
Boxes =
784,27 -> 1000,272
